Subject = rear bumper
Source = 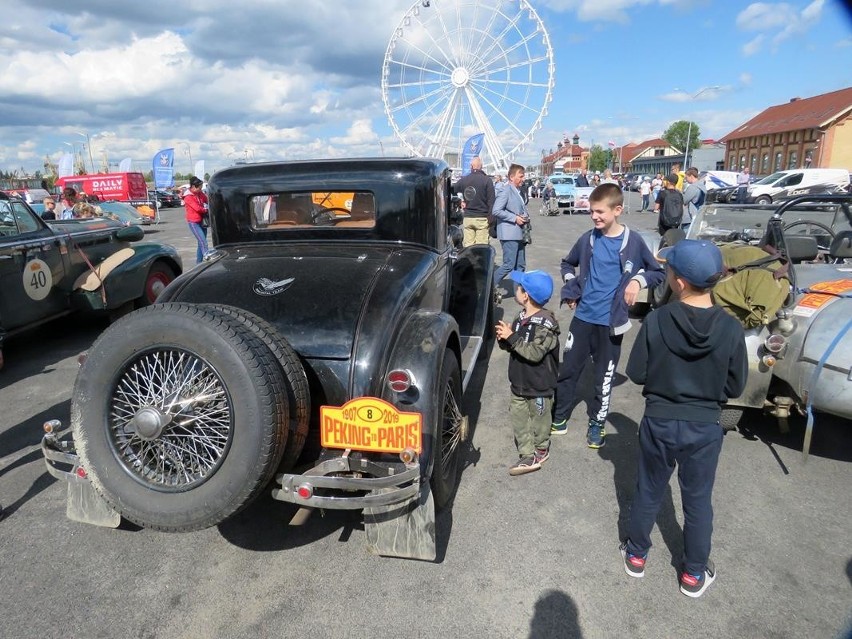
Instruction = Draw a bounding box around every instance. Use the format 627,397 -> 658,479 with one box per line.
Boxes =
42,430 -> 88,484
272,455 -> 421,510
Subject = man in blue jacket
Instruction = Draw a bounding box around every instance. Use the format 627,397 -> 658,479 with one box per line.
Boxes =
492,164 -> 531,293
551,183 -> 665,448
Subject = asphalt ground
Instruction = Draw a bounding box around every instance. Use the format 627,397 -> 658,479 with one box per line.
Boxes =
1,194 -> 851,639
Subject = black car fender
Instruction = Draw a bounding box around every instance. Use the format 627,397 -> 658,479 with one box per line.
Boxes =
85,242 -> 182,308
382,308 -> 461,479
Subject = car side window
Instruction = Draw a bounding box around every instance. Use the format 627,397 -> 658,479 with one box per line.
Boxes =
785,173 -> 803,186
12,202 -> 42,234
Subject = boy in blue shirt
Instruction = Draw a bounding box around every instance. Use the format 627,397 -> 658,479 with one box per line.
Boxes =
552,183 -> 664,448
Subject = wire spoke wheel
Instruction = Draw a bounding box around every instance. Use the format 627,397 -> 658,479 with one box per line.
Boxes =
382,0 -> 554,173
109,349 -> 232,491
440,374 -> 465,467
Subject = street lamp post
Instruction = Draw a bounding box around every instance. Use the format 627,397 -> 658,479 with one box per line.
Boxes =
181,142 -> 193,173
75,131 -> 95,173
682,85 -> 720,169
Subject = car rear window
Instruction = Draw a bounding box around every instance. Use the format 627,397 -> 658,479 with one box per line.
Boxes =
250,191 -> 376,230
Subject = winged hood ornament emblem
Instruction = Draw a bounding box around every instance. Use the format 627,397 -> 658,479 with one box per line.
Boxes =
253,277 -> 295,296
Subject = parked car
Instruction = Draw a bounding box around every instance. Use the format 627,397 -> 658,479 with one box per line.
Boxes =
747,168 -> 850,204
634,195 -> 852,455
547,174 -> 577,212
0,192 -> 182,369
41,158 -> 495,561
148,189 -> 182,208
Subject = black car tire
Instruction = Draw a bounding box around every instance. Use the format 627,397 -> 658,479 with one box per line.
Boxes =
755,195 -> 772,205
720,407 -> 744,432
72,303 -> 289,531
430,351 -> 464,510
202,304 -> 311,471
138,262 -> 176,306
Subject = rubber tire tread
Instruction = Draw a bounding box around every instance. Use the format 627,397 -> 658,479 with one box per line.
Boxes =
720,407 -> 744,432
202,304 -> 311,471
72,302 -> 288,531
430,351 -> 463,510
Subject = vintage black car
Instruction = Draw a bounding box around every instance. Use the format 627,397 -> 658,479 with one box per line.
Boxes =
42,158 -> 495,560
0,192 -> 182,369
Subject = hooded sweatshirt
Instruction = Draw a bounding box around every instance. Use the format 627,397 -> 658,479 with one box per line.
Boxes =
626,302 -> 747,423
683,178 -> 707,224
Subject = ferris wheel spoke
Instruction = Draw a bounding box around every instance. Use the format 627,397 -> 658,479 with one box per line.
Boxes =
467,5 -> 509,71
431,6 -> 463,68
468,84 -> 527,139
426,93 -> 461,156
386,78 -> 446,90
468,8 -> 527,75
396,35 -> 456,76
398,88 -> 455,141
474,30 -> 543,77
475,53 -> 551,79
469,80 -> 540,117
390,81 -> 454,116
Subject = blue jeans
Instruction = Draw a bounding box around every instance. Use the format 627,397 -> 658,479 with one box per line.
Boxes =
188,221 -> 208,264
494,239 -> 526,289
626,416 -> 723,575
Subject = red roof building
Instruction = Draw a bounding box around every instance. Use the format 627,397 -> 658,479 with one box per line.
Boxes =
721,86 -> 852,172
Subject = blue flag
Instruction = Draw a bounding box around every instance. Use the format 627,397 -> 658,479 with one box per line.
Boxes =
461,133 -> 485,176
152,148 -> 175,188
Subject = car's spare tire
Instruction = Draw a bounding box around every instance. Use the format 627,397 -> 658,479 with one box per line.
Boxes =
202,304 -> 310,471
71,302 -> 290,531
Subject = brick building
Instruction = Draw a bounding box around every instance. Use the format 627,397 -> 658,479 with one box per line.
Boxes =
539,134 -> 588,175
721,86 -> 852,174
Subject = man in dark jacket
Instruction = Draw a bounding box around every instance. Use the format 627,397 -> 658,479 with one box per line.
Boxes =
621,239 -> 747,598
454,156 -> 496,246
576,169 -> 590,187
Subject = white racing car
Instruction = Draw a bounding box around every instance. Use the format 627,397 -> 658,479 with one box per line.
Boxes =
636,195 -> 852,457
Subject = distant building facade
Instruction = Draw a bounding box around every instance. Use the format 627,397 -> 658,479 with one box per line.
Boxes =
615,138 -> 682,176
721,86 -> 852,173
540,134 -> 589,175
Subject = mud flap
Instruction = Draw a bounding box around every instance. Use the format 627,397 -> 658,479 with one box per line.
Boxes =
364,482 -> 436,561
66,482 -> 121,528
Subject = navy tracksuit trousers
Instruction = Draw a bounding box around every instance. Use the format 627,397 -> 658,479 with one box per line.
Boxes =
625,416 -> 724,575
553,317 -> 623,424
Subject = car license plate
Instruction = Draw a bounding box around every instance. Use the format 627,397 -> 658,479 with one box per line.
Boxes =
320,397 -> 422,453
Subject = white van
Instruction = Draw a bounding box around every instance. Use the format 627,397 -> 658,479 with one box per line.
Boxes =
747,168 -> 850,204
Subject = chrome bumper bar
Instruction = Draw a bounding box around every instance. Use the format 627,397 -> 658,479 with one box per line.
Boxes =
42,431 -> 89,484
272,456 -> 421,510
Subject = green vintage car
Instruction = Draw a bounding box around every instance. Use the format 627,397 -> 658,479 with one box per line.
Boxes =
0,193 -> 182,369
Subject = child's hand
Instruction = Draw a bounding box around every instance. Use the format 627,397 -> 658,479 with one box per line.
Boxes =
624,280 -> 641,305
495,320 -> 513,340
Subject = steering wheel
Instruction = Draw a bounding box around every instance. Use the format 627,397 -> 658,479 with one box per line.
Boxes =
783,220 -> 836,252
311,206 -> 353,225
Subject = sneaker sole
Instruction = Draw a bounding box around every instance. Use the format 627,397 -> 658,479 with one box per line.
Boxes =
508,463 -> 541,476
619,544 -> 645,578
587,439 -> 605,449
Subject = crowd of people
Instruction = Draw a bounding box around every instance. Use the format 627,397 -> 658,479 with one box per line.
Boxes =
459,158 -> 737,598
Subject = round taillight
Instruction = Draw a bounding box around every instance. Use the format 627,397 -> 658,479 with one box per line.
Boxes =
43,419 -> 61,434
387,369 -> 411,393
765,334 -> 786,353
296,484 -> 313,500
399,448 -> 417,464
76,467 -> 87,479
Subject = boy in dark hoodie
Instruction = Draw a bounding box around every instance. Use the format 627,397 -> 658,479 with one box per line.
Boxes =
496,270 -> 560,476
621,239 -> 747,598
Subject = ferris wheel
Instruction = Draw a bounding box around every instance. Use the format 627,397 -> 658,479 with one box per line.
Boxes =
381,0 -> 554,173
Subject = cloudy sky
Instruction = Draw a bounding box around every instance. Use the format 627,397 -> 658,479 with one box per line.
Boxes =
1,0 -> 850,177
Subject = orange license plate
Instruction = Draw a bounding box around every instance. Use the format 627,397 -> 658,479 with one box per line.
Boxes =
320,397 -> 422,453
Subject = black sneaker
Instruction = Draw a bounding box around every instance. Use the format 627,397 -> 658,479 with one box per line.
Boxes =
619,542 -> 646,578
509,456 -> 541,476
534,446 -> 550,465
680,560 -> 716,598
550,419 -> 569,436
586,419 -> 606,448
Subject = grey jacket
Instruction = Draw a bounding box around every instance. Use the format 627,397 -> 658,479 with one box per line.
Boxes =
493,183 -> 528,241
683,179 -> 707,223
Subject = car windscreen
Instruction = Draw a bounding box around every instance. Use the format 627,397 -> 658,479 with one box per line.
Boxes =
754,171 -> 786,185
250,191 -> 376,230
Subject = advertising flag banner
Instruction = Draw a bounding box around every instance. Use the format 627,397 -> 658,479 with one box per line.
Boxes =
118,157 -> 132,172
460,133 -> 485,176
607,141 -> 616,148
57,153 -> 74,178
193,160 -> 205,180
152,148 -> 175,189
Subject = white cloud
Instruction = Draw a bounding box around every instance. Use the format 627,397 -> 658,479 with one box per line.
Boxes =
739,72 -> 753,86
836,38 -> 852,48
742,34 -> 765,56
736,3 -> 796,31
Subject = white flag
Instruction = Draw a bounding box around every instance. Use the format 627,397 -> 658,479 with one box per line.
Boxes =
194,160 -> 205,180
118,157 -> 132,172
57,153 -> 74,177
